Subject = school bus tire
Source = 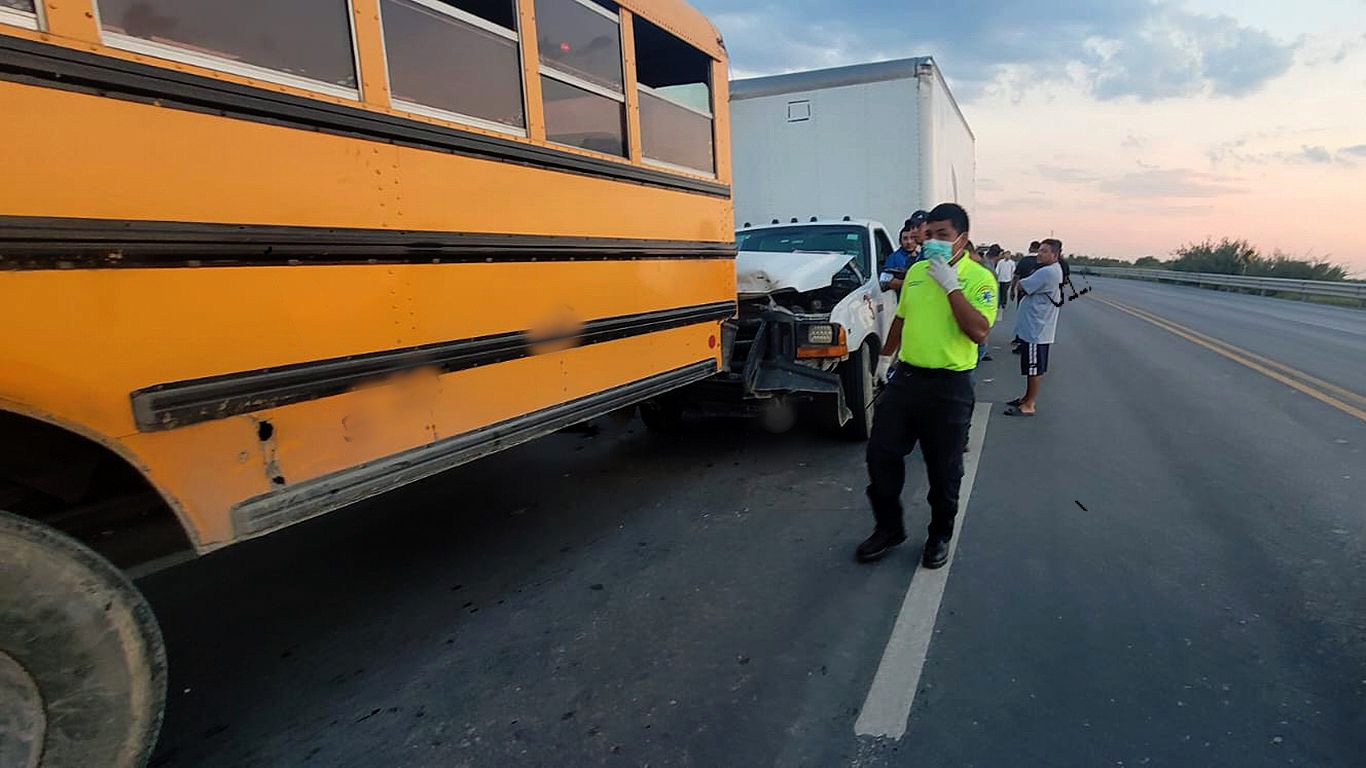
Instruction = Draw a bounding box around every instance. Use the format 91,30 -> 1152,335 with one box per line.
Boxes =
0,510 -> 166,768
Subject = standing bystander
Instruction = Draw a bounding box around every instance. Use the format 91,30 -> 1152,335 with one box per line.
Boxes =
858,203 -> 998,569
1005,238 -> 1065,417
881,227 -> 917,292
1011,241 -> 1042,353
994,249 -> 1015,310
880,210 -> 930,291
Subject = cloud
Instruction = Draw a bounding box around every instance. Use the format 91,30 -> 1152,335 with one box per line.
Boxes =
1086,10 -> 1296,100
1035,164 -> 1101,184
1297,145 -> 1335,164
1096,169 -> 1245,198
1210,141 -> 1366,167
1301,32 -> 1366,66
990,197 -> 1058,211
1122,134 -> 1148,150
702,0 -> 1297,102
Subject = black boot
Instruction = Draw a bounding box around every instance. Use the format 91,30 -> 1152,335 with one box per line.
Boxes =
856,528 -> 907,563
922,536 -> 951,569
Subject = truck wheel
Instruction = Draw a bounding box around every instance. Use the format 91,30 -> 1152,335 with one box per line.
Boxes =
840,342 -> 876,441
638,402 -> 683,433
0,510 -> 166,768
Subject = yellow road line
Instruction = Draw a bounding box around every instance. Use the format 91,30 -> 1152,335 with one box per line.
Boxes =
1095,296 -> 1366,423
1110,298 -> 1366,408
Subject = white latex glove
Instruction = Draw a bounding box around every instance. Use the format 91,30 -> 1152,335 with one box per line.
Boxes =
927,258 -> 961,295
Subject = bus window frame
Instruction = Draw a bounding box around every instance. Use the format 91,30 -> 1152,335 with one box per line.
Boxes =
542,66 -> 626,104
377,0 -> 531,138
536,0 -> 628,159
636,82 -> 715,177
636,82 -> 712,120
92,0 -> 365,102
0,2 -> 41,31
572,0 -> 620,23
629,15 -> 717,178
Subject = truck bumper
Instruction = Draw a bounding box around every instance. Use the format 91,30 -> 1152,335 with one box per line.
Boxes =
658,314 -> 852,423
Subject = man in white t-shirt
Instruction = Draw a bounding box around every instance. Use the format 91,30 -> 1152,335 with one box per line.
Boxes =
1004,238 -> 1064,417
994,253 -> 1016,310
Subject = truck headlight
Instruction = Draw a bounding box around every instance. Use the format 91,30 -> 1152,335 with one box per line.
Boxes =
805,324 -> 836,345
796,323 -> 848,360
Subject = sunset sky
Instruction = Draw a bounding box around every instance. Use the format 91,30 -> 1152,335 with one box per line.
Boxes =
695,0 -> 1366,274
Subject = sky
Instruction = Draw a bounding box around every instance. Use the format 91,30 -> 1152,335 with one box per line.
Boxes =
693,0 -> 1366,273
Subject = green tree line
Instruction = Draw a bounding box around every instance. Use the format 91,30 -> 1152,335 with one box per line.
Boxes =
1068,238 -> 1351,281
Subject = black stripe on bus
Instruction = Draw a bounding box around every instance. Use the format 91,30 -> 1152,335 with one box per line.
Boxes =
229,360 -> 718,539
0,36 -> 729,198
130,301 -> 735,432
0,216 -> 739,269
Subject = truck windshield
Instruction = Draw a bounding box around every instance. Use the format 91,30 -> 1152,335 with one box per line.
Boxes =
736,226 -> 868,258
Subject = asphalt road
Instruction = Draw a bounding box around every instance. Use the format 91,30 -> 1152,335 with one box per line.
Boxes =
140,279 -> 1366,767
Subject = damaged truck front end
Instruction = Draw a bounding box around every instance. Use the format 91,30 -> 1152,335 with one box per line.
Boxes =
697,295 -> 853,430
640,221 -> 895,438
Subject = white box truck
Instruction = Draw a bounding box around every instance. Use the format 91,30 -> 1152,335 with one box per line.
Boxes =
729,58 -> 976,231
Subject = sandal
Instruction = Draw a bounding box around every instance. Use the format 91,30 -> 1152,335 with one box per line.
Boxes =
1003,406 -> 1035,417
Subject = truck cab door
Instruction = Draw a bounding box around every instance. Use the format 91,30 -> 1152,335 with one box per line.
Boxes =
869,226 -> 899,383
870,227 -> 898,338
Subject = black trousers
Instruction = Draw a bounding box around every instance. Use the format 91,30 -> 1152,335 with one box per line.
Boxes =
866,364 -> 975,540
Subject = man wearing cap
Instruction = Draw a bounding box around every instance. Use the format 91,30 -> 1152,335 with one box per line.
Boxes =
858,202 -> 997,569
879,210 -> 929,291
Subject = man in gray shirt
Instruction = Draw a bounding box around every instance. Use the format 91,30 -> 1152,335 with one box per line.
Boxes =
1005,238 -> 1064,416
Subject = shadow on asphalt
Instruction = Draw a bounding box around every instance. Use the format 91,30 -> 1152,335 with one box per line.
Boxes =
141,410 -> 852,765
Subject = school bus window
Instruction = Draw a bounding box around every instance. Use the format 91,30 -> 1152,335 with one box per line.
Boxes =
97,0 -> 358,96
535,0 -> 627,157
380,0 -> 526,131
534,0 -> 624,92
633,15 -> 715,175
541,75 -> 627,157
0,0 -> 37,27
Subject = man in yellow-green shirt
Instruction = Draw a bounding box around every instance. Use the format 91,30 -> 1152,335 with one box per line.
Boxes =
857,203 -> 998,569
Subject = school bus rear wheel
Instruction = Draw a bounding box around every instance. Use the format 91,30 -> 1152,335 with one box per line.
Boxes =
0,511 -> 166,768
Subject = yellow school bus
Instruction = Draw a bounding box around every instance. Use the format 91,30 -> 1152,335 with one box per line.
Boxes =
0,0 -> 732,763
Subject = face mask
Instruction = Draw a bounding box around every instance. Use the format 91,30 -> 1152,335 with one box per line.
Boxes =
923,239 -> 954,263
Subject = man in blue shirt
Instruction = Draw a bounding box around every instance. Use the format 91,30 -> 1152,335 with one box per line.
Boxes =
879,210 -> 929,291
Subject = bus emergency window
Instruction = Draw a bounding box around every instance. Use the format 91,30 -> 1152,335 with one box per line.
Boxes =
633,16 -> 714,174
0,1 -> 35,15
381,0 -> 526,130
97,0 -> 357,91
542,76 -> 626,157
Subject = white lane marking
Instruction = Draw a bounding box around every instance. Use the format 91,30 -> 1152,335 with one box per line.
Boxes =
854,401 -> 992,740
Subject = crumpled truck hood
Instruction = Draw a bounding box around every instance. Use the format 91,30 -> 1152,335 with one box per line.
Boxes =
735,251 -> 853,298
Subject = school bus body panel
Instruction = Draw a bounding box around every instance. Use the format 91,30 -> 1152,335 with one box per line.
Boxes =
1,259 -> 735,433
0,0 -> 734,555
110,324 -> 721,549
0,80 -> 730,241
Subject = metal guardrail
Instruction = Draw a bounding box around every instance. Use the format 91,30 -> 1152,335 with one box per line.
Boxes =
1077,266 -> 1366,305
